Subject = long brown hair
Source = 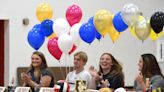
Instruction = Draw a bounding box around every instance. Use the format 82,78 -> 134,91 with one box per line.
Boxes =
28,51 -> 48,72
98,53 -> 123,76
141,53 -> 164,78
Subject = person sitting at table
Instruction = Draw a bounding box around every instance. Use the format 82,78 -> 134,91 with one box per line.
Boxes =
66,51 -> 93,92
89,53 -> 124,90
134,53 -> 164,91
21,51 -> 54,92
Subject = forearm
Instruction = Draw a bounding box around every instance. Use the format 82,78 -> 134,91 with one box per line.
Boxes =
27,80 -> 39,89
88,77 -> 97,89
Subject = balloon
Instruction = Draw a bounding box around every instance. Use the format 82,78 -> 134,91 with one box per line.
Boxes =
150,11 -> 164,34
48,33 -> 56,39
95,30 -> 102,41
114,87 -> 126,92
99,88 -> 112,92
129,25 -> 137,39
88,17 -> 102,40
69,44 -> 77,55
112,12 -> 128,32
58,34 -> 73,54
70,23 -> 82,46
108,26 -> 121,43
36,3 -> 53,22
47,37 -> 62,60
53,18 -> 70,37
148,19 -> 164,40
41,19 -> 53,37
121,3 -> 140,26
149,29 -> 164,41
79,23 -> 96,44
66,4 -> 82,26
27,25 -> 45,50
94,9 -> 113,36
135,16 -> 150,41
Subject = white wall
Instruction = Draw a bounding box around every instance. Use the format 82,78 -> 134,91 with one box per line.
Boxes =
0,0 -> 164,86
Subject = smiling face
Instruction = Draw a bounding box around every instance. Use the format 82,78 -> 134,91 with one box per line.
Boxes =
31,54 -> 42,68
100,54 -> 113,70
138,57 -> 144,71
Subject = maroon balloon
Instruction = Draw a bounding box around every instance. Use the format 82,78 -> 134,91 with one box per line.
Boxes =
48,37 -> 62,60
66,4 -> 82,26
69,44 -> 77,55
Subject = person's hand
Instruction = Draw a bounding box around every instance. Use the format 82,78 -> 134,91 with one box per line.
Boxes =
135,72 -> 144,84
21,72 -> 31,83
89,66 -> 102,81
89,66 -> 97,77
135,72 -> 148,91
101,79 -> 109,88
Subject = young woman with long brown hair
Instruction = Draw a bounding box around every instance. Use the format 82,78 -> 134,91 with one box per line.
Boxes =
89,53 -> 124,90
21,51 -> 54,92
134,53 -> 164,91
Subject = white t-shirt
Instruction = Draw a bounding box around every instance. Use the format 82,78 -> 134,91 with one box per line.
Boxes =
66,69 -> 92,92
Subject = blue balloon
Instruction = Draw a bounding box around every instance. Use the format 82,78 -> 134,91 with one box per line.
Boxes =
41,19 -> 53,37
113,12 -> 128,32
95,31 -> 102,40
79,23 -> 96,44
88,17 -> 94,24
28,25 -> 45,50
88,16 -> 102,40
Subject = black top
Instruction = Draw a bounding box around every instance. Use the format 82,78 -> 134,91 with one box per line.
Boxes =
97,72 -> 124,90
27,69 -> 54,92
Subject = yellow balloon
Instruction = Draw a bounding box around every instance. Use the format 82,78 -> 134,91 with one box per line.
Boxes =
99,88 -> 112,92
108,25 -> 121,43
48,33 -> 56,39
94,9 -> 112,36
149,28 -> 163,41
36,3 -> 53,22
147,19 -> 164,40
129,25 -> 137,39
135,16 -> 150,41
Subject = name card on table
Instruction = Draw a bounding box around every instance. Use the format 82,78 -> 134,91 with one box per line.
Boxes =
14,87 -> 31,92
0,86 -> 6,92
39,87 -> 54,92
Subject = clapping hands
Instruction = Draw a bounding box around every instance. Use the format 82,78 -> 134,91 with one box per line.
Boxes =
21,72 -> 31,83
89,66 -> 103,81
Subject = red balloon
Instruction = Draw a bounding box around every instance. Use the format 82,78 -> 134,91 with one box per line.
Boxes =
66,4 -> 82,26
69,44 -> 77,55
48,37 -> 62,60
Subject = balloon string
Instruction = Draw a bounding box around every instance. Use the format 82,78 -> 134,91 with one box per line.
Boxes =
68,55 -> 71,74
102,36 -> 105,52
65,53 -> 68,78
60,64 -> 65,80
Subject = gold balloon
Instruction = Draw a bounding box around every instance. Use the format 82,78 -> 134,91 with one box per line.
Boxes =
48,33 -> 56,39
94,9 -> 112,36
129,25 -> 138,39
108,25 -> 121,43
99,88 -> 112,92
135,16 -> 150,41
36,3 -> 53,22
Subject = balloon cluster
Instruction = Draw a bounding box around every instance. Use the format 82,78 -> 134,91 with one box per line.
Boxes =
27,3 -> 82,60
27,3 -> 164,60
92,4 -> 164,42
